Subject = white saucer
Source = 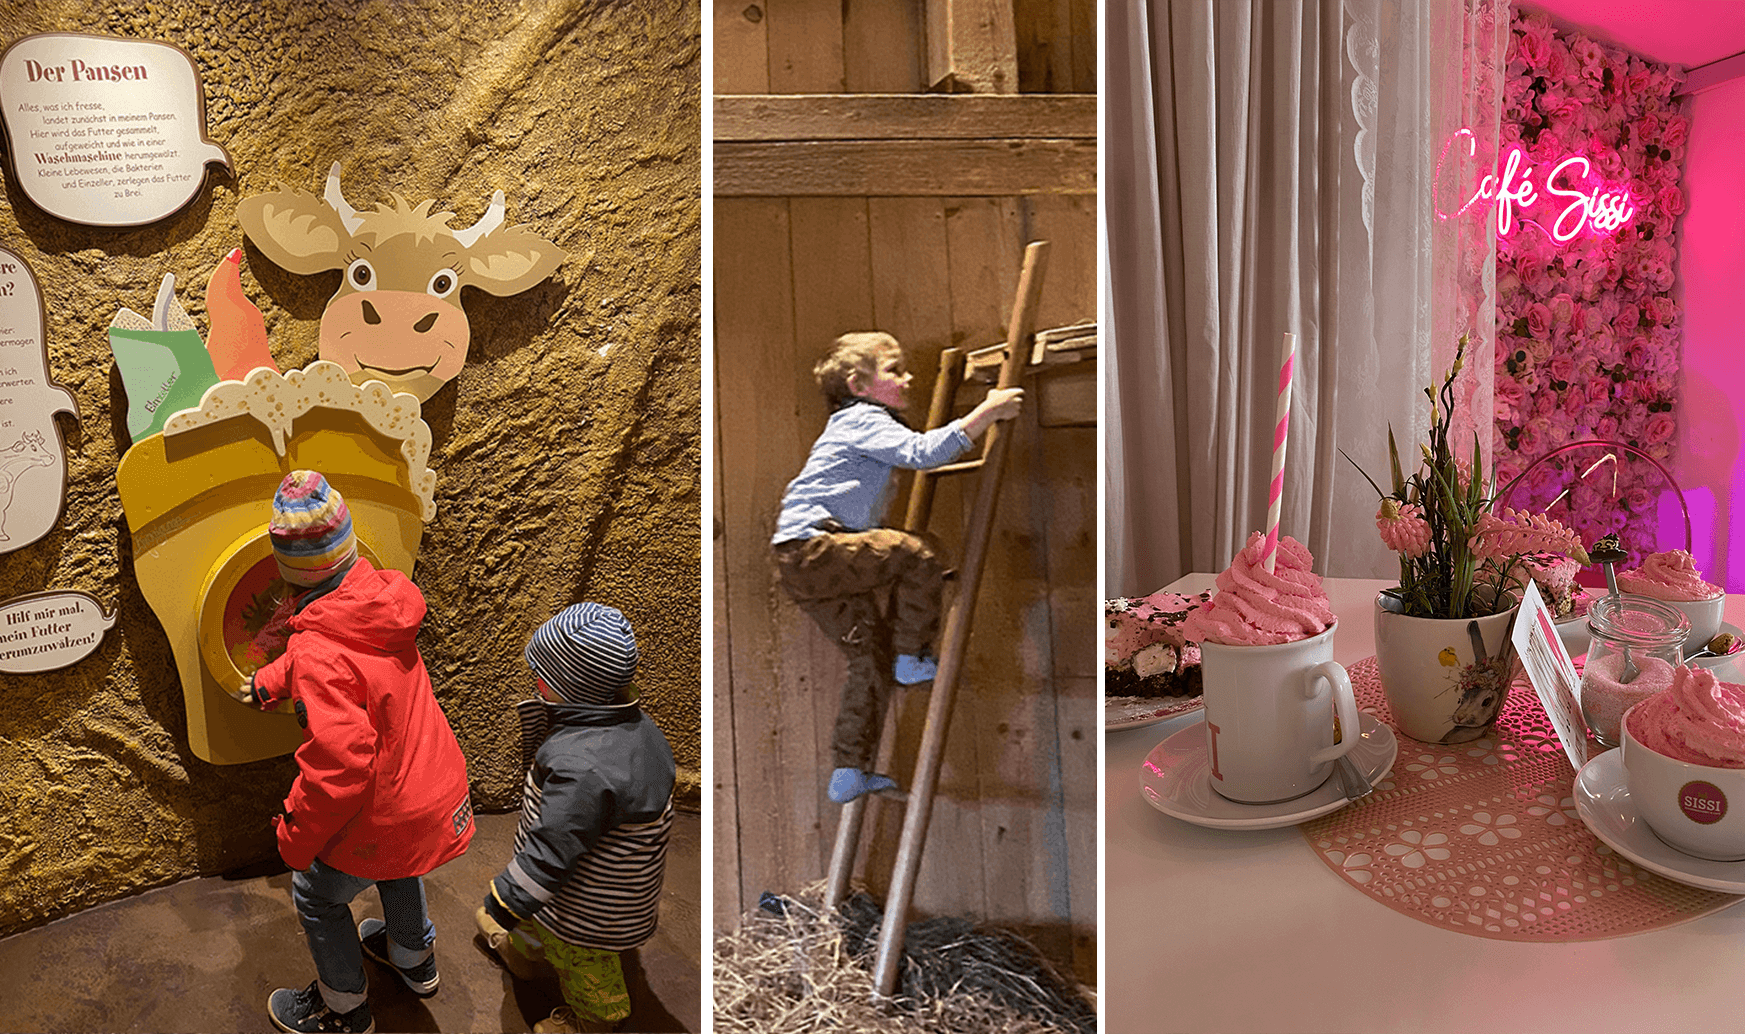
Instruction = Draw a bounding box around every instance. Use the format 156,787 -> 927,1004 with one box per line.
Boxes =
1573,749 -> 1745,894
1138,713 -> 1398,831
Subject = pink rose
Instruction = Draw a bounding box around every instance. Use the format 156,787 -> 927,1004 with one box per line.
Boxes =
1549,351 -> 1577,381
1587,378 -> 1612,405
1526,302 -> 1553,338
1646,412 -> 1676,444
1656,185 -> 1686,218
1663,116 -> 1690,149
1625,487 -> 1653,512
1644,295 -> 1679,324
1597,414 -> 1621,439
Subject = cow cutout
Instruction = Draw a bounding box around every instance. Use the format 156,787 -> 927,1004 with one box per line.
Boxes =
237,163 -> 565,401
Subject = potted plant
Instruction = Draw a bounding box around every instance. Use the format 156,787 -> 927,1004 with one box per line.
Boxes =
1349,336 -> 1590,743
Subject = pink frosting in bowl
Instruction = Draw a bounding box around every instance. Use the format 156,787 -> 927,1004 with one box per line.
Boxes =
1179,532 -> 1335,647
1617,550 -> 1723,603
1626,665 -> 1745,769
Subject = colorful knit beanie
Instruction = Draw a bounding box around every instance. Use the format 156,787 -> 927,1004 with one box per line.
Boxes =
269,470 -> 358,588
525,602 -> 639,705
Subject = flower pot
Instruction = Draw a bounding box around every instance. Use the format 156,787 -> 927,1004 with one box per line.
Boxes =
1373,592 -> 1521,744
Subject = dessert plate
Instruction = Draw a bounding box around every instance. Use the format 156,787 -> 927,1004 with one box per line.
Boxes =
1106,694 -> 1202,731
1139,713 -> 1397,830
1573,749 -> 1745,894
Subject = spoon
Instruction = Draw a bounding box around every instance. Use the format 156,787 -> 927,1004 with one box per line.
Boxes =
1590,535 -> 1636,683
1686,632 -> 1743,663
1333,753 -> 1374,802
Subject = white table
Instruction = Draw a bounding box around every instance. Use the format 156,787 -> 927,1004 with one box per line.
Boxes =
1104,574 -> 1745,1034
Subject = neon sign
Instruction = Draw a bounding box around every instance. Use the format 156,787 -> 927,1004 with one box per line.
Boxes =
1435,128 -> 1635,244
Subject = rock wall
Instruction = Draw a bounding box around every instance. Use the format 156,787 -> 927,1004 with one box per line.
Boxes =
0,0 -> 700,935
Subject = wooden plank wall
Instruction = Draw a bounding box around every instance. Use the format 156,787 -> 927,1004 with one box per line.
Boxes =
715,192 -> 1096,979
713,0 -> 1097,984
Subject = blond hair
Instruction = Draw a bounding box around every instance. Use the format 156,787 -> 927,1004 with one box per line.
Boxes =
813,331 -> 902,408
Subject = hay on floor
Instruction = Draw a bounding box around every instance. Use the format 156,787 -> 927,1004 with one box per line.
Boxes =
713,886 -> 1095,1034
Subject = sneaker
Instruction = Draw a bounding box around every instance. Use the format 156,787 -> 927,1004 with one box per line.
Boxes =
828,767 -> 899,803
894,653 -> 938,685
357,918 -> 439,997
474,906 -> 545,982
267,981 -> 374,1034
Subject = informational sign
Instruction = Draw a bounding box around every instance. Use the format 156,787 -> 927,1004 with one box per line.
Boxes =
0,246 -> 79,552
0,590 -> 116,673
1513,581 -> 1590,771
0,33 -> 232,227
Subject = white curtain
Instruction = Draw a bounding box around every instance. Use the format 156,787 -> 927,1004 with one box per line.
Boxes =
1105,0 -> 1509,594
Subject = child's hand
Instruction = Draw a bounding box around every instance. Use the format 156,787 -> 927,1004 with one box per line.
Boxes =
983,386 -> 1024,421
962,386 -> 1025,440
228,675 -> 259,707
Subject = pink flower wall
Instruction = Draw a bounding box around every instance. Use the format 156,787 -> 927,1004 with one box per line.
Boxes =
1491,9 -> 1691,569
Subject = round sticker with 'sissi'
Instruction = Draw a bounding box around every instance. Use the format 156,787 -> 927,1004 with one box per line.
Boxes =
1679,780 -> 1728,825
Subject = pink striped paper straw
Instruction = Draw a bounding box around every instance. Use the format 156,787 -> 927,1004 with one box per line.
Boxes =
1263,332 -> 1297,574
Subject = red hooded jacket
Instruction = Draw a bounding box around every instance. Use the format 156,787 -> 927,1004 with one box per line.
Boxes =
253,558 -> 474,878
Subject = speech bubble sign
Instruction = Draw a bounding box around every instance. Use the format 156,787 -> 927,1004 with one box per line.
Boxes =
0,245 -> 79,552
0,590 -> 116,674
0,32 -> 232,227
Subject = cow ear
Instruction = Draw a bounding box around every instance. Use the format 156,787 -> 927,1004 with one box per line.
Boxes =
236,186 -> 351,276
463,225 -> 566,296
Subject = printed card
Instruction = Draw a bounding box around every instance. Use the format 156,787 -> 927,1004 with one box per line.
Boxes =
1513,581 -> 1590,771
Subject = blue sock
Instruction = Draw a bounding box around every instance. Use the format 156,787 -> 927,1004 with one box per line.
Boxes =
894,653 -> 938,685
828,767 -> 898,803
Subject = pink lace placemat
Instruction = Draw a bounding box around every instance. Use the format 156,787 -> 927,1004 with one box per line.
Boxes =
1300,656 -> 1742,941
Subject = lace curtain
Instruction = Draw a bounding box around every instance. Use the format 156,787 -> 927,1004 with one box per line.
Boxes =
1105,0 -> 1509,592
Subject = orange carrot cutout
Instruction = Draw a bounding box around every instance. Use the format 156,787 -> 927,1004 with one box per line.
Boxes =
204,247 -> 277,380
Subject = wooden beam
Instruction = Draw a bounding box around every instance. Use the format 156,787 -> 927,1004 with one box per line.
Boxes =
715,138 -> 1094,196
714,94 -> 1096,141
926,0 -> 1018,93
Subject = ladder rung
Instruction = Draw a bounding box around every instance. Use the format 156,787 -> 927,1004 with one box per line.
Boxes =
872,787 -> 909,803
928,459 -> 984,476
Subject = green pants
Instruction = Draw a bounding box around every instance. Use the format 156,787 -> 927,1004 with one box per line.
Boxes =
503,919 -> 631,1024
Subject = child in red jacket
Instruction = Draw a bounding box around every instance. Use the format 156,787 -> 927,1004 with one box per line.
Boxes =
235,470 -> 474,1034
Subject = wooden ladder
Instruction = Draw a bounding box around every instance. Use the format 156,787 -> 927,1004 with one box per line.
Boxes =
820,240 -> 1051,1000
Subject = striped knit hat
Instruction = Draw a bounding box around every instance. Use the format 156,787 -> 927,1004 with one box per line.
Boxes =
525,603 -> 639,705
269,470 -> 358,588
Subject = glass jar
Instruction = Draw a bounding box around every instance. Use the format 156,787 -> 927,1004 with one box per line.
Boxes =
1579,594 -> 1690,748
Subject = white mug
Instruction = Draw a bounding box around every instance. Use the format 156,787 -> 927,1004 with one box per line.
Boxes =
1199,623 -> 1361,804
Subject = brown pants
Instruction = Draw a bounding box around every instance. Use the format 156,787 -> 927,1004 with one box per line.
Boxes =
773,529 -> 947,769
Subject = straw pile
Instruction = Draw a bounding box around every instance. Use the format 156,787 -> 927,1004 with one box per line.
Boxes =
714,887 -> 1096,1034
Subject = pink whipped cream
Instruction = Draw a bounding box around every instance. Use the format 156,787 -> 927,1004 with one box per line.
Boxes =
1617,550 -> 1722,602
1178,532 -> 1335,646
1628,666 -> 1745,769
1580,650 -> 1676,746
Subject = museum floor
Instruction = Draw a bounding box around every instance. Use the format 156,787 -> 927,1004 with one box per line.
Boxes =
0,809 -> 701,1033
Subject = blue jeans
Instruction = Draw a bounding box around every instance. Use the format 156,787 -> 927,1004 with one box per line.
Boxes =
291,859 -> 435,999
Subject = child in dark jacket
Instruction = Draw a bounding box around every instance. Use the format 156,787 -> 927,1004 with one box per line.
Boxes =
475,602 -> 677,1034
235,470 -> 474,1034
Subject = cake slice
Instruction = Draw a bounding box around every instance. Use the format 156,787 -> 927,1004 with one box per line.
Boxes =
1105,588 -> 1209,698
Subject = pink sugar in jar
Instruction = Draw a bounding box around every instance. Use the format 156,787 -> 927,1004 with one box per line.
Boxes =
1580,594 -> 1689,748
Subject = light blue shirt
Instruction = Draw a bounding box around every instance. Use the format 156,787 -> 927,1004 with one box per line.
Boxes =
773,402 -> 973,544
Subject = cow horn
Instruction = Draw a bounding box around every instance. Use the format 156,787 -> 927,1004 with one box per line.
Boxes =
453,190 -> 505,248
323,162 -> 365,235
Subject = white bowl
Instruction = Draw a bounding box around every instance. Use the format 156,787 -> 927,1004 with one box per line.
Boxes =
1664,594 -> 1726,655
1622,706 -> 1745,861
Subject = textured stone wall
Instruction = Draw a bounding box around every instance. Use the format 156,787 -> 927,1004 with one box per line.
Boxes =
0,0 -> 700,935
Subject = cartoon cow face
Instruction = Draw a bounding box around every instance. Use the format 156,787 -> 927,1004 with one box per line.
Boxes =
237,163 -> 565,400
